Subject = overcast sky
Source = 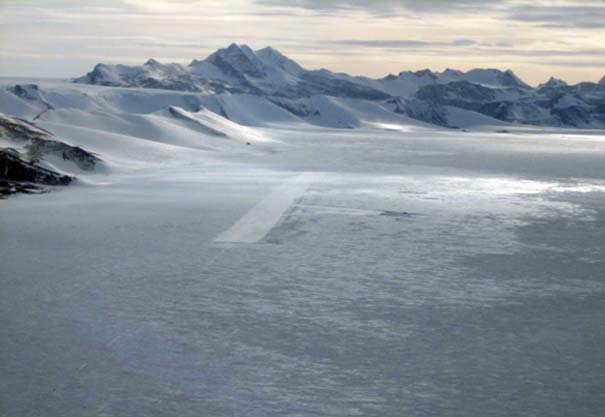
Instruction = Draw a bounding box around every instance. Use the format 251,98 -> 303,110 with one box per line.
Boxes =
1,0 -> 604,85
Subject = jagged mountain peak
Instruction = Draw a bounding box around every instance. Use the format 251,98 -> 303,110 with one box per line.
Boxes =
599,74 -> 605,85
465,68 -> 507,77
539,77 -> 568,89
396,69 -> 437,79
144,58 -> 160,66
442,68 -> 464,77
71,43 -> 605,127
256,45 -> 279,55
197,43 -> 267,79
226,42 -> 243,50
415,69 -> 437,79
439,67 -> 530,89
256,45 -> 305,76
215,43 -> 257,61
475,68 -> 529,87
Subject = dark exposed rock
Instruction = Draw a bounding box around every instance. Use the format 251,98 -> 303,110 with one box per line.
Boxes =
498,69 -> 532,89
0,113 -> 103,198
0,180 -> 47,199
416,81 -> 496,104
0,114 -> 101,171
550,106 -> 592,127
268,97 -> 321,117
413,69 -> 438,80
479,100 -> 549,125
390,98 -> 449,127
8,84 -> 47,103
538,77 -> 568,90
0,149 -> 73,186
0,113 -> 49,141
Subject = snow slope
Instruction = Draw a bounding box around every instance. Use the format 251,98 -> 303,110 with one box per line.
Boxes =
1,78 -> 435,147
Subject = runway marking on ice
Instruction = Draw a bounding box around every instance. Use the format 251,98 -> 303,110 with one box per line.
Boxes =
213,173 -> 318,244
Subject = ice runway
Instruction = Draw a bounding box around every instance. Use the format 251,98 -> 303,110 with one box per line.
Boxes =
214,173 -> 318,244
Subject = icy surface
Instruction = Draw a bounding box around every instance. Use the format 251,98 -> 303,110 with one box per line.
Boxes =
1,79 -> 605,417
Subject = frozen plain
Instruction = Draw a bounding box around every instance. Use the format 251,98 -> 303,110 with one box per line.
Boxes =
1,80 -> 605,417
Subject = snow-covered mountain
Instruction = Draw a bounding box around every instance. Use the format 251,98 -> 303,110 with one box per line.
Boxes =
78,43 -> 389,100
189,44 -> 305,89
42,43 -> 605,129
539,77 -> 568,89
438,68 -> 531,89
75,59 -> 206,92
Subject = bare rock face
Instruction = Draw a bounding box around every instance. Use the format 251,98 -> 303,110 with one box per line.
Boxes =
0,148 -> 72,185
0,113 -> 101,171
0,179 -> 47,198
0,148 -> 73,198
0,113 -> 100,198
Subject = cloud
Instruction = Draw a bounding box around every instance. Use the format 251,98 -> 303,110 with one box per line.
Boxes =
1,0 -> 604,84
328,39 -> 477,49
255,0 -> 605,27
118,0 -> 249,12
541,60 -> 605,68
255,0 -> 502,14
506,4 -> 605,29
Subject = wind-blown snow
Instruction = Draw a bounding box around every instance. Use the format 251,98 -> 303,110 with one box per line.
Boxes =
214,173 -> 317,243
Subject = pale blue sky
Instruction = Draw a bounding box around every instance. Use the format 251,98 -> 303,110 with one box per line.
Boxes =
1,0 -> 604,84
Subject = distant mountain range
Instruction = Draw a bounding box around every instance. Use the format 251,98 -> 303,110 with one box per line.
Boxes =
2,44 -> 604,197
67,43 -> 605,129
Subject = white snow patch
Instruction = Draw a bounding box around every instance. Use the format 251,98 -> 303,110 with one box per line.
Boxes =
214,173 -> 319,243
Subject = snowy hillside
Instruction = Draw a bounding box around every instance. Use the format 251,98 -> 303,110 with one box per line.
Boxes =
0,112 -> 103,197
75,60 -> 207,93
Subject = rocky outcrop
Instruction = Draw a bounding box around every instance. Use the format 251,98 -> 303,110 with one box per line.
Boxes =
0,113 -> 101,171
0,113 -> 100,198
389,97 -> 449,127
0,148 -> 72,185
416,81 -> 496,105
0,180 -> 47,198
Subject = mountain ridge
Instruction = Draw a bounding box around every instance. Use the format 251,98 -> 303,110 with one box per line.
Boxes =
55,43 -> 605,129
75,43 -> 537,95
